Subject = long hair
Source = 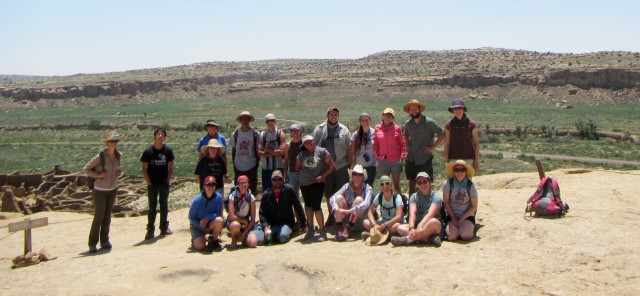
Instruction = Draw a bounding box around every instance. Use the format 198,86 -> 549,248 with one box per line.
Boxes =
353,113 -> 371,155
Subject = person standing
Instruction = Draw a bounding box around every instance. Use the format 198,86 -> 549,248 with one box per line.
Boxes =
444,99 -> 480,173
403,99 -> 445,197
374,108 -> 406,193
258,170 -> 308,244
196,119 -> 228,169
312,106 -> 351,226
141,128 -> 175,240
296,135 -> 335,241
195,139 -> 227,196
283,123 -> 303,194
83,131 -> 122,253
258,113 -> 286,192
230,111 -> 261,195
349,113 -> 376,187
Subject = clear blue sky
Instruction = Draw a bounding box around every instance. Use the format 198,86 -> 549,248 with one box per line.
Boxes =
1,0 -> 638,76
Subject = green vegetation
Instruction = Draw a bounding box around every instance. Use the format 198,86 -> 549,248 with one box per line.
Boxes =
0,95 -> 638,179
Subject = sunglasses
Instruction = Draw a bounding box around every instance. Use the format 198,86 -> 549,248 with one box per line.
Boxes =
380,181 -> 391,186
417,180 -> 430,185
454,167 -> 467,173
266,120 -> 276,123
352,172 -> 364,177
205,183 -> 217,187
271,177 -> 283,182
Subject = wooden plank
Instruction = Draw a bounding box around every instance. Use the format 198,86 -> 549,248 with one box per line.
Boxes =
8,217 -> 48,233
535,159 -> 546,180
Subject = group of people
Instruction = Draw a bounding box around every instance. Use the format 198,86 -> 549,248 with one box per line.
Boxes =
83,98 -> 481,253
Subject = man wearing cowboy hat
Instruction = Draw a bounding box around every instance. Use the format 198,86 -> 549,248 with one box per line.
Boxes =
196,119 -> 229,179
312,106 -> 352,226
403,99 -> 445,197
230,111 -> 261,194
329,164 -> 373,241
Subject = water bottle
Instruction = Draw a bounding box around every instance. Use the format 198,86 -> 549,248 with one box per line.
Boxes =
266,228 -> 273,246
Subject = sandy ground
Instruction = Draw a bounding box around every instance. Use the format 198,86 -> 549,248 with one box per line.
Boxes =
1,169 -> 639,295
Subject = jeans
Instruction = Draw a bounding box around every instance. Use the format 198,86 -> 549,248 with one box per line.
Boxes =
147,183 -> 170,230
89,188 -> 117,247
255,224 -> 292,245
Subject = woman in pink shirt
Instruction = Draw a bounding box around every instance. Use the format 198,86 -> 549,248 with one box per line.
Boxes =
374,108 -> 406,193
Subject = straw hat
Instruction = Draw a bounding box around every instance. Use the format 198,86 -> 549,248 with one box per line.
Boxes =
365,227 -> 390,246
102,131 -> 122,145
403,99 -> 426,113
445,159 -> 475,179
348,164 -> 368,181
235,111 -> 255,123
200,139 -> 226,156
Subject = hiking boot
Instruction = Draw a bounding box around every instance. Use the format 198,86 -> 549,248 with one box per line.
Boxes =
206,236 -> 222,252
145,229 -> 155,240
391,236 -> 410,246
361,231 -> 371,240
318,230 -> 328,242
160,227 -> 173,236
304,229 -> 315,241
428,235 -> 442,247
101,241 -> 112,250
89,245 -> 98,253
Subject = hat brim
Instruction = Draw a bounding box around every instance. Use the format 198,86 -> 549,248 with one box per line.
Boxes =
448,106 -> 468,113
365,228 -> 389,246
403,102 -> 426,113
445,160 -> 475,179
348,168 -> 368,181
102,138 -> 121,145
235,114 -> 256,123
201,145 -> 226,156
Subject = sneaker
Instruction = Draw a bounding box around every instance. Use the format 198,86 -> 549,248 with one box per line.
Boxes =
89,245 -> 98,253
304,229 -> 315,241
391,236 -> 410,246
318,230 -> 328,242
101,241 -> 112,250
428,235 -> 442,247
361,231 -> 371,240
145,229 -> 154,240
160,227 -> 173,236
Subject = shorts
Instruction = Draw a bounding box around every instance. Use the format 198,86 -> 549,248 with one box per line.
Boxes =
405,157 -> 434,181
445,215 -> 476,225
300,182 -> 325,211
377,159 -> 403,174
190,224 -> 207,240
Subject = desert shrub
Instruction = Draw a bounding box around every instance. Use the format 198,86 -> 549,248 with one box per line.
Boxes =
88,120 -> 101,130
515,126 -> 522,139
576,119 -> 599,140
187,121 -> 201,131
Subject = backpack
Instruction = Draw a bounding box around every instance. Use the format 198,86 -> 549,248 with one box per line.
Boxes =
375,191 -> 409,220
232,128 -> 260,166
441,177 -> 474,221
525,176 -> 569,217
87,150 -> 121,190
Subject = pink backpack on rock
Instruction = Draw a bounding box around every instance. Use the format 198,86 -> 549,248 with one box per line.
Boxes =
525,176 -> 569,217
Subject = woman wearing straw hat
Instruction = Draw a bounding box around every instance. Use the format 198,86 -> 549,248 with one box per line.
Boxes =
82,131 -> 123,253
195,139 -> 228,196
444,99 -> 480,173
443,160 -> 478,241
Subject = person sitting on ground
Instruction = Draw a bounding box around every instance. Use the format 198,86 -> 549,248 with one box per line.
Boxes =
362,175 -> 405,241
329,164 -> 373,241
258,170 -> 308,245
443,159 -> 478,241
188,176 -> 225,252
392,172 -> 442,247
226,175 -> 258,248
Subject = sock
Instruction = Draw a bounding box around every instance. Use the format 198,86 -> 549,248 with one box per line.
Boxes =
406,236 -> 414,243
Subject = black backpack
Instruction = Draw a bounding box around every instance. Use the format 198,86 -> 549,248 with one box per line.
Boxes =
375,191 -> 409,220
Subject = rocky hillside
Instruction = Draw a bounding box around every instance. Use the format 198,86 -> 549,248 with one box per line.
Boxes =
1,48 -> 639,106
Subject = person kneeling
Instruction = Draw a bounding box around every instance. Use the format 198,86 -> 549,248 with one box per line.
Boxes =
189,176 -> 225,252
392,172 -> 442,247
258,170 -> 308,245
362,176 -> 404,242
443,160 -> 478,241
226,175 -> 259,248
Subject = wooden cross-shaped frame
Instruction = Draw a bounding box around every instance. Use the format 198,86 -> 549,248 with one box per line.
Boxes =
8,217 -> 48,255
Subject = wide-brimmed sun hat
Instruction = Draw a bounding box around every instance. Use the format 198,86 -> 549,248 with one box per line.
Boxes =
365,227 -> 390,246
204,119 -> 219,129
200,138 -> 226,156
102,131 -> 122,145
348,164 -> 368,181
235,111 -> 255,123
445,159 -> 475,179
403,99 -> 426,113
448,99 -> 468,113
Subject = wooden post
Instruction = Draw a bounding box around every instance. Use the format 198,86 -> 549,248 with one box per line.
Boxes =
535,159 -> 546,180
8,217 -> 48,255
